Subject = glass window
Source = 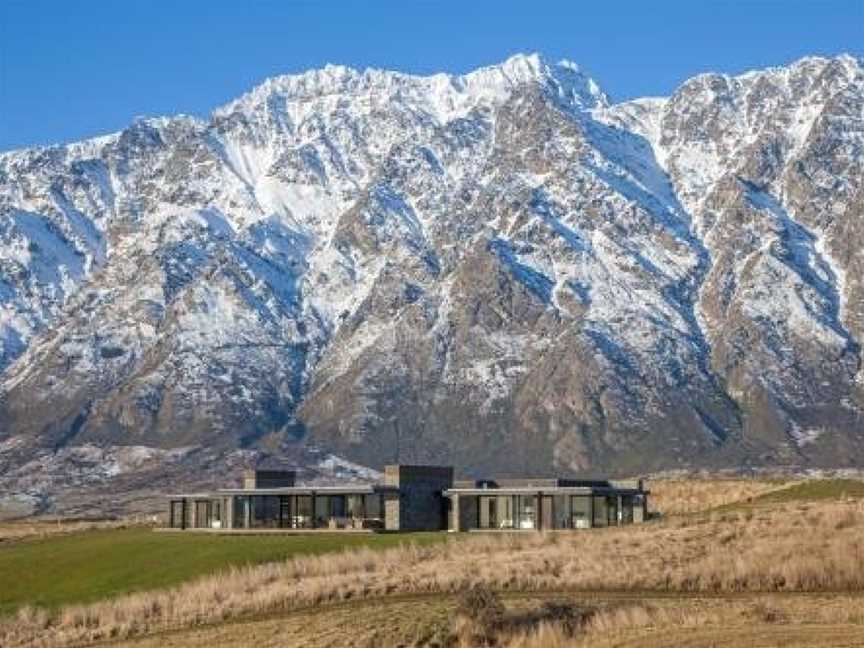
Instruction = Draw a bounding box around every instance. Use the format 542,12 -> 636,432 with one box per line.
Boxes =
497,495 -> 513,529
194,501 -> 210,528
478,495 -> 530,529
479,496 -> 497,528
314,495 -> 329,527
552,495 -> 569,529
607,496 -> 619,526
593,496 -> 608,527
571,496 -> 591,528
170,500 -> 185,528
620,495 -> 634,524
570,496 -> 591,528
346,495 -> 364,519
330,495 -> 347,518
294,495 -> 313,528
516,496 -> 536,529
279,496 -> 292,528
233,496 -> 248,529
251,495 -> 280,528
364,494 -> 382,520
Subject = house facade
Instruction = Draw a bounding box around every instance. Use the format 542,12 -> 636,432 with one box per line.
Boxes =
444,477 -> 647,531
166,465 -> 648,532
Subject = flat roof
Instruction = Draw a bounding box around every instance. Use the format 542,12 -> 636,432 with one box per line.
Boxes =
167,484 -> 397,498
443,486 -> 645,496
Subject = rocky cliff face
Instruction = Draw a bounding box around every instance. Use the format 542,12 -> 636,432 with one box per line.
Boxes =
0,53 -> 862,512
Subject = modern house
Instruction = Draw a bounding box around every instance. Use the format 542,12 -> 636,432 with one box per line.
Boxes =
166,465 -> 452,532
445,477 -> 647,531
165,465 -> 648,532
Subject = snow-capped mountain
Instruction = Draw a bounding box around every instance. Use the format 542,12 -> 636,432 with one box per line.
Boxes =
1,53 -> 862,513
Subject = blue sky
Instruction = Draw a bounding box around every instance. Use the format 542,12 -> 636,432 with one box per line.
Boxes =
1,0 -> 862,151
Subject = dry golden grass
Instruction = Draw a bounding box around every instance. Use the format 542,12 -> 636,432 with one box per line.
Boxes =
506,595 -> 864,647
0,519 -> 147,544
3,493 -> 864,648
114,592 -> 864,648
646,478 -> 791,515
117,594 -> 456,647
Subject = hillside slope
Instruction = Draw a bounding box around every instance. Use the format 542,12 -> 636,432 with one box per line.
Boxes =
0,53 -> 862,511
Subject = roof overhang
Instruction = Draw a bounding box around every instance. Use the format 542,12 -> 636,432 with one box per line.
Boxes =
443,487 -> 645,496
166,485 -> 397,498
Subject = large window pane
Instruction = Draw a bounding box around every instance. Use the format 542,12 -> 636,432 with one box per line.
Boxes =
621,495 -> 634,524
346,495 -> 365,519
330,495 -> 347,518
552,495 -> 569,529
498,495 -> 514,528
279,496 -> 292,528
606,496 -> 619,526
592,496 -> 608,527
251,495 -> 280,528
314,495 -> 329,527
516,496 -> 536,529
233,496 -> 248,529
571,496 -> 591,528
479,496 -> 497,528
170,501 -> 185,528
294,495 -> 313,528
364,494 -> 382,520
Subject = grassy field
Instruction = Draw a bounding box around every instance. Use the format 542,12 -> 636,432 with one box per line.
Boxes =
115,592 -> 864,648
3,478 -> 864,647
0,528 -> 446,614
749,478 -> 864,503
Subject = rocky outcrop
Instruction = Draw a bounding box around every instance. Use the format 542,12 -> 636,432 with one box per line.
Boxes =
0,53 -> 862,508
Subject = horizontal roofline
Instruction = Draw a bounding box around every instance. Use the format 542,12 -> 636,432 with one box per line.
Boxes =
166,485 -> 397,497
444,486 -> 647,495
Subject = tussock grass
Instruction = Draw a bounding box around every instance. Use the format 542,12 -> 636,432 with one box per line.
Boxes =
647,478 -> 791,515
505,595 -> 864,647
3,497 -> 864,647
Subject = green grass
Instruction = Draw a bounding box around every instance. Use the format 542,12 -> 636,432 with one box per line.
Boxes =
0,528 -> 448,614
750,479 -> 864,504
707,479 -> 864,514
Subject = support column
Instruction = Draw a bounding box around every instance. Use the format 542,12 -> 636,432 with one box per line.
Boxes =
451,495 -> 460,532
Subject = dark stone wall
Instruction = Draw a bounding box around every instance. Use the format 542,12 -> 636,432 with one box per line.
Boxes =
243,469 -> 296,489
384,464 -> 453,531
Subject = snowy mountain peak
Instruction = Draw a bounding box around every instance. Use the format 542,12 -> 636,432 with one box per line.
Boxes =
681,53 -> 861,94
0,54 -> 863,507
214,52 -> 607,127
